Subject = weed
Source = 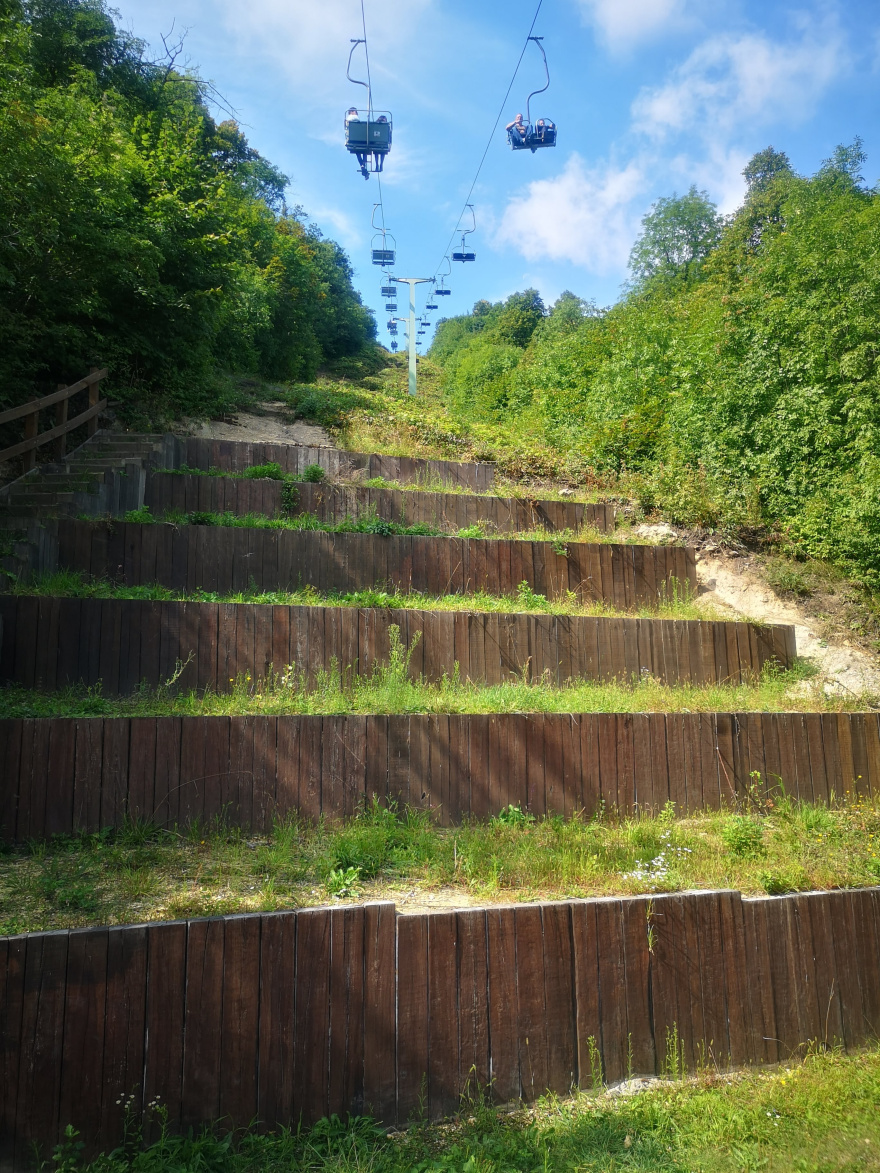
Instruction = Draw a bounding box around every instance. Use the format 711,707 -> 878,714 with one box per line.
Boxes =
300,463 -> 326,483
326,866 -> 362,898
721,816 -> 766,859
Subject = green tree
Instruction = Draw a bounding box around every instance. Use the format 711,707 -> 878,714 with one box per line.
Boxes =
628,186 -> 722,287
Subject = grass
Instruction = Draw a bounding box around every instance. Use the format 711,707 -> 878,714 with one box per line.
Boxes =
3,794 -> 880,934
63,1043 -> 880,1172
0,654 -> 863,721
11,569 -> 723,622
119,504 -> 651,548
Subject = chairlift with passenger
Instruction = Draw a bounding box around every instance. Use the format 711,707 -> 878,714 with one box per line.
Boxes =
506,38 -> 556,153
390,341 -> 399,351
344,39 -> 393,179
452,205 -> 476,262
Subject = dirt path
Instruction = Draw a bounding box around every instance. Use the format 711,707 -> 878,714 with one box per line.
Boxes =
177,401 -> 334,448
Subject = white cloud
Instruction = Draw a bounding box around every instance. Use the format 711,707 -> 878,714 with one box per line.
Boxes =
493,154 -> 644,273
633,23 -> 845,141
217,0 -> 433,102
574,0 -> 687,50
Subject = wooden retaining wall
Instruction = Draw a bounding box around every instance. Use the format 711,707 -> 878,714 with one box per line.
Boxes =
1,711 -> 873,841
0,597 -> 795,695
172,436 -> 497,491
50,520 -> 696,605
2,887 -> 879,1167
144,471 -> 615,535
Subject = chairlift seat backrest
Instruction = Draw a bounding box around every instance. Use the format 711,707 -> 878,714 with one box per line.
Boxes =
372,249 -> 395,265
435,288 -> 451,295
452,250 -> 476,262
345,115 -> 393,152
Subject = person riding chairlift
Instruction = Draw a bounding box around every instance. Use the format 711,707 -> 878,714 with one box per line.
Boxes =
534,117 -> 556,144
373,115 -> 389,173
506,112 -> 530,147
346,107 -> 370,178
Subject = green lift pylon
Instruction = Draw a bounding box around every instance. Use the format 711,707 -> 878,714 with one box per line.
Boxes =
393,277 -> 432,396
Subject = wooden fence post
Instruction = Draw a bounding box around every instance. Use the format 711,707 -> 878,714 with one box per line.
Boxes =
87,367 -> 100,438
22,400 -> 39,473
56,385 -> 68,460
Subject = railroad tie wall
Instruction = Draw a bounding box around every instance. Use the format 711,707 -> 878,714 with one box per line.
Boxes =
49,519 -> 694,605
1,712 -> 875,841
2,888 -> 879,1168
0,597 -> 795,694
168,436 -> 497,491
143,470 -> 615,535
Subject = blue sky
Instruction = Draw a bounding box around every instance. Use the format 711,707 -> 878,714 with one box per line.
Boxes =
115,0 -> 880,349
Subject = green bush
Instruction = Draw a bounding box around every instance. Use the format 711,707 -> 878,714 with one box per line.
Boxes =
429,145 -> 880,587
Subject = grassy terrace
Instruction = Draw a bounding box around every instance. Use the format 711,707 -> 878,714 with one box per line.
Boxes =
115,504 -> 643,547
156,461 -> 609,504
0,657 -> 863,720
65,1044 -> 880,1172
3,795 -> 879,934
11,569 -> 721,622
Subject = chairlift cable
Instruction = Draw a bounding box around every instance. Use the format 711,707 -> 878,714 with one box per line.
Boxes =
431,0 -> 544,282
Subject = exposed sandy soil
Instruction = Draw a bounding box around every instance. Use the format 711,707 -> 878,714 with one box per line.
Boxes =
176,401 -> 334,449
696,551 -> 880,697
638,524 -> 880,698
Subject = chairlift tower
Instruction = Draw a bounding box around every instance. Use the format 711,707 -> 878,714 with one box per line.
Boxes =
393,277 -> 433,396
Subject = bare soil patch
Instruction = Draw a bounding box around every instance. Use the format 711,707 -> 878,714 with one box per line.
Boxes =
175,400 -> 334,449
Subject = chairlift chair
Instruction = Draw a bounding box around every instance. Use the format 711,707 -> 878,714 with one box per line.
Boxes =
434,258 -> 453,294
452,205 -> 477,262
380,282 -> 396,297
370,205 -> 395,266
507,38 -> 557,153
385,302 -> 397,313
390,341 -> 399,351
344,40 -> 393,176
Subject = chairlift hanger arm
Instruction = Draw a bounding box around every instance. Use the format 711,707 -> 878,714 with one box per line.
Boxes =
347,39 -> 371,110
525,36 -> 549,126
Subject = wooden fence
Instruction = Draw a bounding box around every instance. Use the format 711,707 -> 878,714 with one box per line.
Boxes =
0,369 -> 108,471
172,436 -> 496,490
0,711 -> 875,841
2,887 -> 879,1167
51,520 -> 696,606
0,597 -> 794,695
144,471 -> 615,535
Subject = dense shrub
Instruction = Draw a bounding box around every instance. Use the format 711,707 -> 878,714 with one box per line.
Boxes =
0,0 -> 375,431
431,145 -> 880,586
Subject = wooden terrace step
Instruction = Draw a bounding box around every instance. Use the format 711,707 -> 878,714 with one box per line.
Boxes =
1,711 -> 872,841
144,470 -> 615,536
4,887 -> 880,1162
167,435 -> 496,490
40,519 -> 695,606
0,597 -> 795,695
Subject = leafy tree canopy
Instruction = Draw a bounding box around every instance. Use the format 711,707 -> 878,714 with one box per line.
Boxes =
0,0 -> 375,428
430,147 -> 880,588
627,185 -> 722,288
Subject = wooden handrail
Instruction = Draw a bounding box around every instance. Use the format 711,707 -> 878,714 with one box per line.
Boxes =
0,368 -> 107,427
0,368 -> 109,470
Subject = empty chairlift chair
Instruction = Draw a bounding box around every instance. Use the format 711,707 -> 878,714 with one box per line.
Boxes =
371,205 -> 395,266
435,259 -> 452,296
452,205 -> 476,262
